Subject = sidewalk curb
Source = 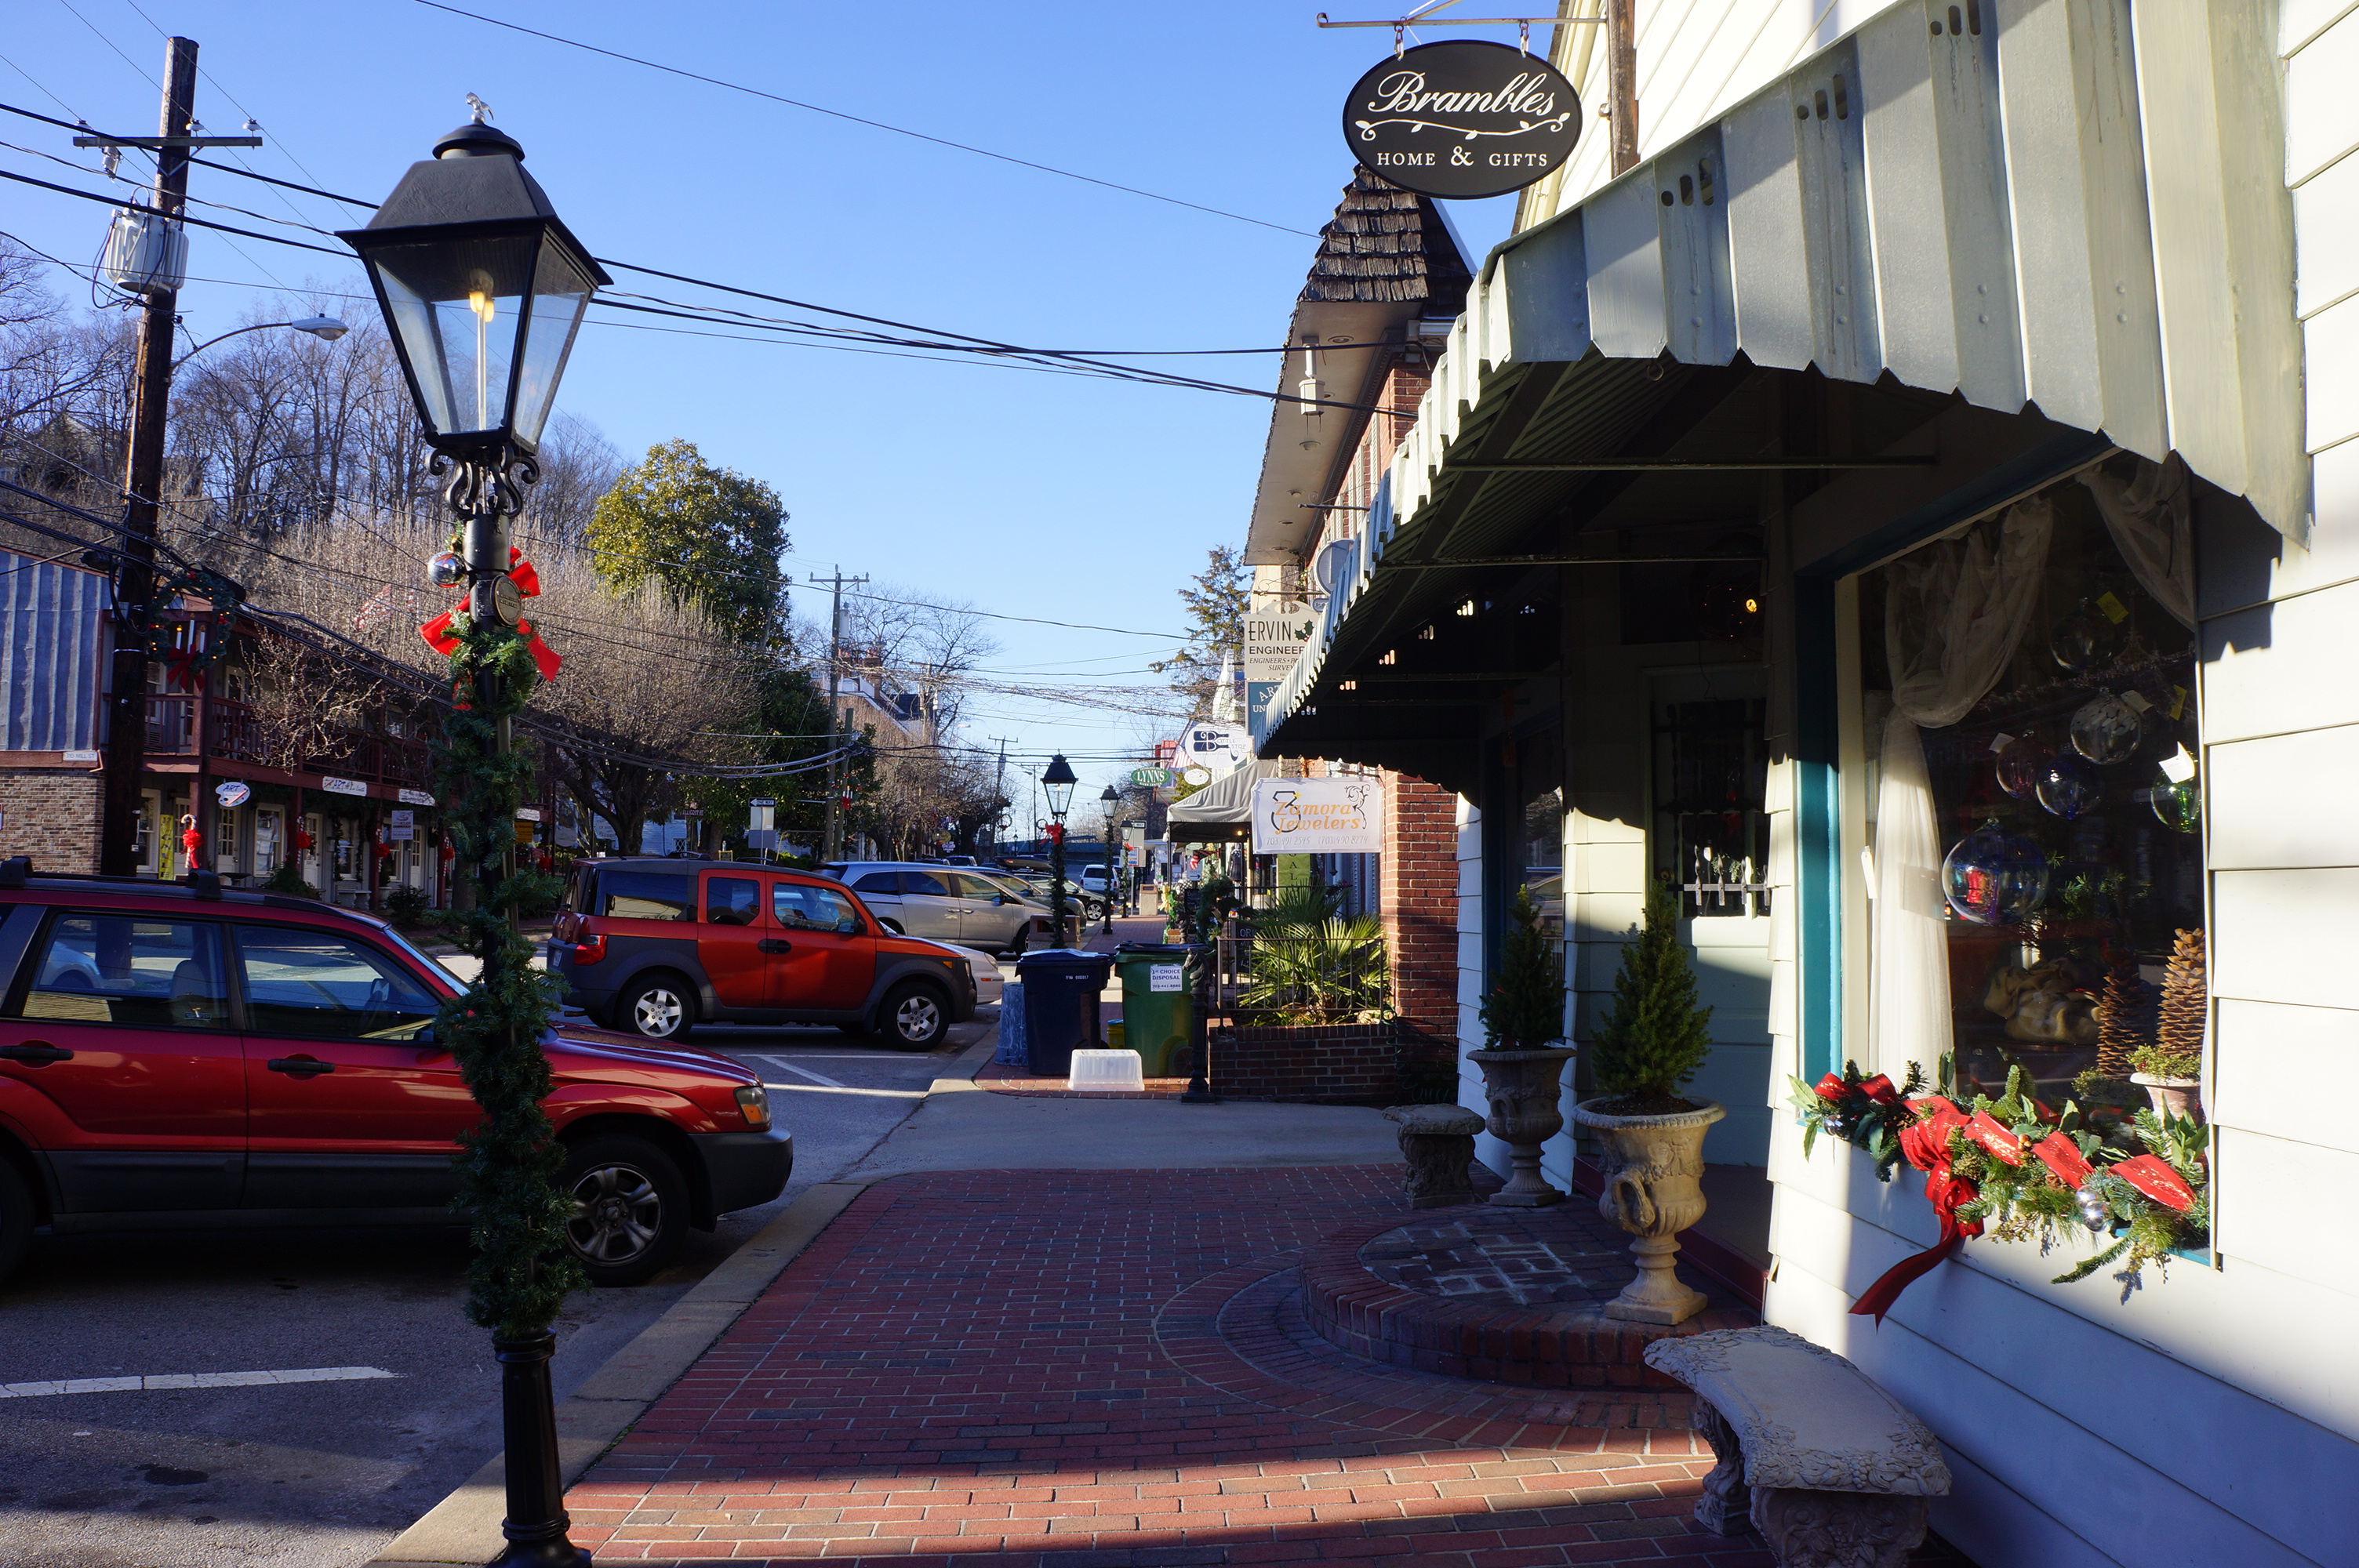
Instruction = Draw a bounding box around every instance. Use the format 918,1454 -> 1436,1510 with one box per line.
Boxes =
367,1178 -> 870,1565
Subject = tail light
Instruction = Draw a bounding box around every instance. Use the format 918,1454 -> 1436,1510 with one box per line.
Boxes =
572,924 -> 607,965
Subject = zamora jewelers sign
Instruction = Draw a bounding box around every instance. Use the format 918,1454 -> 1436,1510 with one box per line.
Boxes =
1341,40 -> 1583,200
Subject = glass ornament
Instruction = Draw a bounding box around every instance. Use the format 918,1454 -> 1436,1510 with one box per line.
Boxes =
1941,822 -> 2050,926
2070,692 -> 2143,765
427,550 -> 466,588
2151,775 -> 2201,833
2037,752 -> 2097,819
1994,735 -> 2048,800
2048,599 -> 2118,671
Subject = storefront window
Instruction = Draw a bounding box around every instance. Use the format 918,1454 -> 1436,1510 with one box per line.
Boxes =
1652,679 -> 1770,918
1852,459 -> 2201,1102
1507,723 -> 1563,946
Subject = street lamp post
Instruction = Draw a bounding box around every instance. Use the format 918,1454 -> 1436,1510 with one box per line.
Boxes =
1041,753 -> 1076,947
339,105 -> 609,1568
170,314 -> 349,372
1099,786 -> 1118,935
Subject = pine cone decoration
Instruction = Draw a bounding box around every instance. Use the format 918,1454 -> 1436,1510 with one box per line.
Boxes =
2094,962 -> 2154,1079
2155,927 -> 2208,1069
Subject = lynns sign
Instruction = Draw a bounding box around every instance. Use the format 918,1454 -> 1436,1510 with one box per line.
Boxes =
1341,40 -> 1582,200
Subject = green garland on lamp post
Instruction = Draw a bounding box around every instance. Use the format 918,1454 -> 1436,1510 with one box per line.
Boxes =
432,615 -> 574,1334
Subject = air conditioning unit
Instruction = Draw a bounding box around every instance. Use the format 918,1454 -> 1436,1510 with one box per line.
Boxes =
101,209 -> 188,296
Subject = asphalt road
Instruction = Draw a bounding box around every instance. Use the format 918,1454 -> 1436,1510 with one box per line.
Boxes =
0,995 -> 992,1568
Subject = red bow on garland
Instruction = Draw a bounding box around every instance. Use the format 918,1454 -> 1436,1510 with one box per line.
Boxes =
419,549 -> 561,681
1851,1096 -> 1984,1324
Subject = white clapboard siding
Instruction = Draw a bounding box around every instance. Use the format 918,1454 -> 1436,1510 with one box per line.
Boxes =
2214,999 -> 2359,1157
2290,143 -> 2359,320
2201,579 -> 2359,744
2212,866 -> 2359,1011
2219,1128 -> 2359,1301
2282,4 -> 2359,185
2304,292 -> 2359,453
2208,724 -> 2359,870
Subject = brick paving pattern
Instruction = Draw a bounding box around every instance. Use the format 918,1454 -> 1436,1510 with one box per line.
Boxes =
569,1167 -> 1968,1566
1358,1210 -> 1640,1308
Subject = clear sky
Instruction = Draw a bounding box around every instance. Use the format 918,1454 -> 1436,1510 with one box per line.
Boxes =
0,0 -> 1520,808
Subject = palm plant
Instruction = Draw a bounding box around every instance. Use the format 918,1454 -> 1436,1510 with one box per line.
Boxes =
1240,910 -> 1388,1024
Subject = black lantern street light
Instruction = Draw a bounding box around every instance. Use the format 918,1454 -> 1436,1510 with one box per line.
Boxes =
1099,786 -> 1120,935
339,105 -> 606,1568
1041,753 -> 1077,946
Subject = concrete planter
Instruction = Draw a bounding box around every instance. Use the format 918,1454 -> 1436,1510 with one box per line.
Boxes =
1570,1097 -> 1727,1324
1467,1047 -> 1578,1207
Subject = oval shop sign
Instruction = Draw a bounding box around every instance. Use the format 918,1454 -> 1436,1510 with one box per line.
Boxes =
1341,40 -> 1582,200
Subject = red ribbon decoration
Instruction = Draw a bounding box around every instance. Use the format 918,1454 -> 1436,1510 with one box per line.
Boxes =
2110,1154 -> 2197,1212
1813,1073 -> 1846,1101
1860,1073 -> 1899,1105
2034,1131 -> 2094,1189
180,826 -> 203,860
1851,1105 -> 1984,1324
416,556 -> 561,680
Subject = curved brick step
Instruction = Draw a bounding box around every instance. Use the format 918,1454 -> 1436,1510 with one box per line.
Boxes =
1300,1209 -> 1755,1390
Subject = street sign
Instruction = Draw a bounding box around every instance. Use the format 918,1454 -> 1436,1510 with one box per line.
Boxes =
1130,766 -> 1175,788
1341,41 -> 1582,200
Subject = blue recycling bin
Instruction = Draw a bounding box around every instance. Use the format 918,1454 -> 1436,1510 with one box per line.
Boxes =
1016,949 -> 1114,1077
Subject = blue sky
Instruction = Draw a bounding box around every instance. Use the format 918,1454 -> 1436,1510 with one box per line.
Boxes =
0,0 -> 1519,802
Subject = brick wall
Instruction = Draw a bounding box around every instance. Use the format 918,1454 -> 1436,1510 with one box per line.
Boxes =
1382,770 -> 1459,1041
1209,1020 -> 1399,1103
0,767 -> 103,873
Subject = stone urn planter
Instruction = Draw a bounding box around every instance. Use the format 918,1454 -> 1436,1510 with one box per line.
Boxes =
1570,1097 -> 1727,1323
1467,1047 -> 1578,1207
2130,1072 -> 2202,1123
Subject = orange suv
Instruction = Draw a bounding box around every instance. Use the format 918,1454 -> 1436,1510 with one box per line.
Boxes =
549,858 -> 976,1048
0,861 -> 790,1288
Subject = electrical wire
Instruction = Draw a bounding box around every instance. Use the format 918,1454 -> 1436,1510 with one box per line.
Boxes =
408,0 -> 1316,240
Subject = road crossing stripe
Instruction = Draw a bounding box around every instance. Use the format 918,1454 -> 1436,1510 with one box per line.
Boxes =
0,1366 -> 399,1397
759,1056 -> 846,1088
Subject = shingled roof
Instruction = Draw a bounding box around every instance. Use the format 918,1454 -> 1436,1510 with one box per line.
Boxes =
1299,169 -> 1474,308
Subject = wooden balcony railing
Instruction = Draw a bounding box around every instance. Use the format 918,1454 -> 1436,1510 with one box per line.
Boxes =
139,694 -> 429,789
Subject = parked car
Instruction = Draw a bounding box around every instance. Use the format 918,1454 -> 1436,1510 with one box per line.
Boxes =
917,940 -> 1004,1008
817,862 -> 1048,955
0,861 -> 790,1287
1078,865 -> 1120,898
551,858 -> 976,1049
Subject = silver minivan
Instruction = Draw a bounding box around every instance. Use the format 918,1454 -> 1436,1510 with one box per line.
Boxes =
820,862 -> 1046,955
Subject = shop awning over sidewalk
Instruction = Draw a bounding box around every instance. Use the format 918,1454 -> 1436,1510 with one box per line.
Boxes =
1259,0 -> 2301,771
1165,760 -> 1280,840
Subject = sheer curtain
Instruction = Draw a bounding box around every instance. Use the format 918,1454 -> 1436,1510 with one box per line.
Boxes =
1869,715 -> 1954,1074
2081,455 -> 2194,630
1884,495 -> 2054,728
1868,495 -> 2053,1073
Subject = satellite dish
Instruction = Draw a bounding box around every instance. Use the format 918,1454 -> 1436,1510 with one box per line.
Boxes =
1313,536 -> 1359,598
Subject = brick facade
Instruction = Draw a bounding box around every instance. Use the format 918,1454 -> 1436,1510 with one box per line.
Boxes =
1209,1019 -> 1399,1102
0,767 -> 103,873
1381,769 -> 1459,1040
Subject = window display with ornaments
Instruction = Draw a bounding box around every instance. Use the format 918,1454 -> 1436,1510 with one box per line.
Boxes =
1800,456 -> 2209,1310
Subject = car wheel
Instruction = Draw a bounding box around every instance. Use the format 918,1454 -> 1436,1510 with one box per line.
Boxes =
558,1134 -> 689,1287
880,981 -> 948,1051
1001,925 -> 1027,958
0,1160 -> 33,1286
620,975 -> 696,1042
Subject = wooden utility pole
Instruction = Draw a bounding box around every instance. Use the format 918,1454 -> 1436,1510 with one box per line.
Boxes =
1606,0 -> 1639,175
809,566 -> 866,862
99,38 -> 198,876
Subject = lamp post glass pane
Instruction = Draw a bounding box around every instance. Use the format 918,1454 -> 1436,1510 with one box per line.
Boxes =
368,234 -> 535,441
513,243 -> 596,449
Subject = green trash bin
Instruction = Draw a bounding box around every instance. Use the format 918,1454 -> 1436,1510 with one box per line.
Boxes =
1114,943 -> 1196,1077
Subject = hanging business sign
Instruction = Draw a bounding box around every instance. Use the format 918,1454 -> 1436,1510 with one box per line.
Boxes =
213,780 -> 251,809
1245,601 -> 1317,742
1129,766 -> 1175,789
1252,776 -> 1385,855
1180,721 -> 1250,777
1341,41 -> 1582,200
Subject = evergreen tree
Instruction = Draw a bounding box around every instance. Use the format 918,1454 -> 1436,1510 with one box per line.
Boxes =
1149,544 -> 1247,715
1478,885 -> 1565,1048
587,438 -> 790,649
1590,880 -> 1714,1110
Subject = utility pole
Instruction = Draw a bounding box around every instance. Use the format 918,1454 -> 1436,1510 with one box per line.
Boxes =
990,736 -> 1009,851
1606,0 -> 1639,176
98,38 -> 198,877
809,566 -> 866,862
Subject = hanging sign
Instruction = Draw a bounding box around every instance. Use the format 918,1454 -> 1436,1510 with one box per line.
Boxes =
321,776 -> 368,798
397,788 -> 435,807
1129,766 -> 1175,788
1251,776 -> 1385,855
1341,41 -> 1582,200
213,780 -> 251,808
1180,721 -> 1249,777
1246,601 -> 1317,740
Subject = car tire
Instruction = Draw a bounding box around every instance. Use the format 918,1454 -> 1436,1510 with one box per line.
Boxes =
1001,925 -> 1028,958
879,980 -> 949,1051
558,1134 -> 689,1287
0,1160 -> 34,1286
619,975 -> 696,1042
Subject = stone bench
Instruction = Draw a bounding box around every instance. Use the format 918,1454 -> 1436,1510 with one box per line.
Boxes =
1642,1324 -> 1950,1568
1381,1103 -> 1485,1209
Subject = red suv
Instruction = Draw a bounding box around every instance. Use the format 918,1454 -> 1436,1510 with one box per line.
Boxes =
0,862 -> 790,1289
549,859 -> 976,1049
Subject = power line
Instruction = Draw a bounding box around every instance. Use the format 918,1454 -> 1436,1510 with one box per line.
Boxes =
409,0 -> 1315,240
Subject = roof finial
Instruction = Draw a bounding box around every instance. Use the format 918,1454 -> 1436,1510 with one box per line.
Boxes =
466,93 -> 494,125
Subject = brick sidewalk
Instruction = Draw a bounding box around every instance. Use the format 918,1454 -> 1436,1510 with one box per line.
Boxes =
565,1167 -> 1968,1566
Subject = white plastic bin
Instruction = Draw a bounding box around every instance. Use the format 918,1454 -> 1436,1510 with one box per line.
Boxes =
1066,1048 -> 1144,1093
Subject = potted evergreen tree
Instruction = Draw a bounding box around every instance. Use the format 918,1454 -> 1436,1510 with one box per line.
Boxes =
1468,885 -> 1577,1207
1570,879 -> 1725,1323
